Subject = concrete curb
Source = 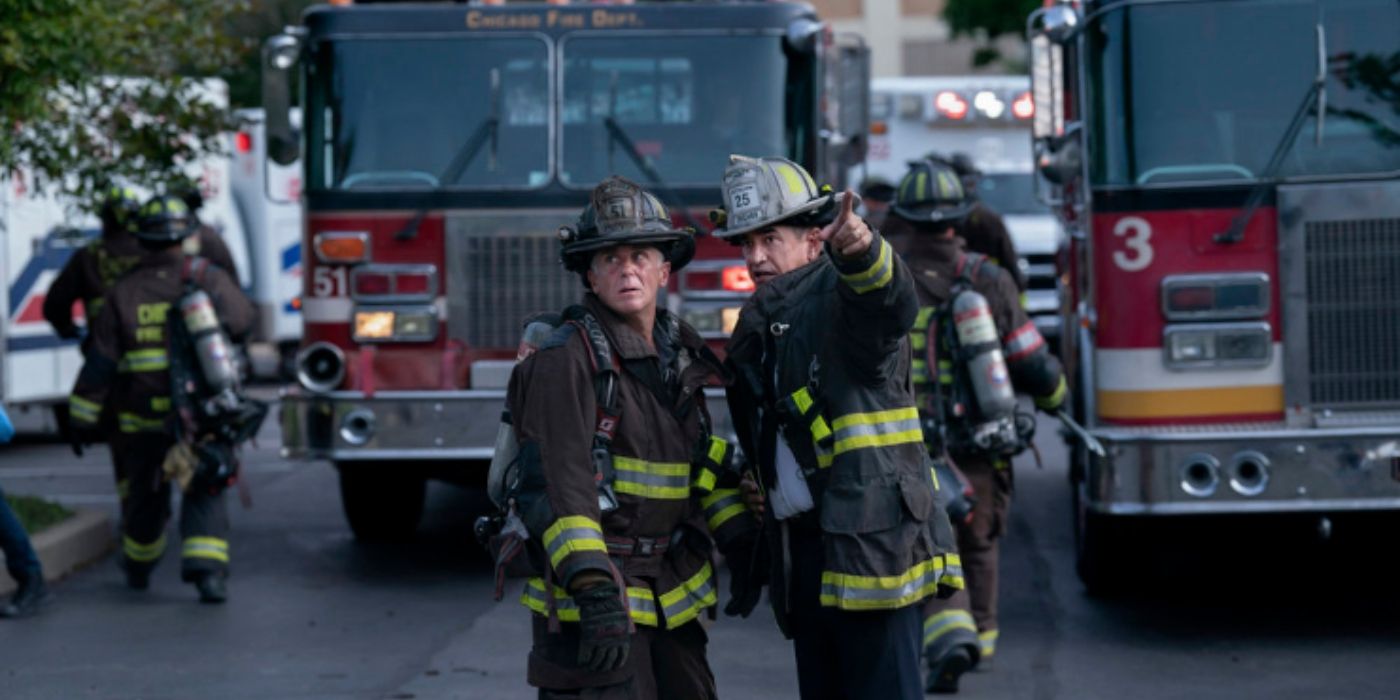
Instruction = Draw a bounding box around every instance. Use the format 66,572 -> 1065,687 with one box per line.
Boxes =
0,508 -> 114,596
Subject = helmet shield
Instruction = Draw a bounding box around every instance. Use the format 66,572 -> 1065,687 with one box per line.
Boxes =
712,155 -> 841,239
560,176 -> 694,272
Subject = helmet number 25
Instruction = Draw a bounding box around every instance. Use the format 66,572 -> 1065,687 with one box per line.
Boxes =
1111,216 -> 1153,272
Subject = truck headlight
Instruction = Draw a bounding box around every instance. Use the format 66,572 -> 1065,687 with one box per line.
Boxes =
352,305 -> 438,343
1164,323 -> 1271,369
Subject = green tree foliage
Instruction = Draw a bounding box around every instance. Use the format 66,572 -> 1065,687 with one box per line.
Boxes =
0,0 -> 249,209
943,0 -> 1042,68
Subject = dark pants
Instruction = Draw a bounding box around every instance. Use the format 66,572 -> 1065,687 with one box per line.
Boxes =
922,457 -> 1010,662
528,615 -> 716,700
787,524 -> 924,700
0,484 -> 43,582
113,434 -> 230,581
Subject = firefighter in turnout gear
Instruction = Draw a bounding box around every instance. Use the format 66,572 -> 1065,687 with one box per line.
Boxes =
715,155 -> 962,700
174,183 -> 240,279
887,158 -> 1066,693
44,185 -> 145,347
504,177 -> 755,699
68,194 -> 254,603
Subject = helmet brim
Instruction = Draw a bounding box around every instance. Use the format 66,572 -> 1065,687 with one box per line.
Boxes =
561,229 -> 695,272
711,191 -> 861,239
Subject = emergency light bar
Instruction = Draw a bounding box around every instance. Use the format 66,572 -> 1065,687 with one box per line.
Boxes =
925,89 -> 1035,124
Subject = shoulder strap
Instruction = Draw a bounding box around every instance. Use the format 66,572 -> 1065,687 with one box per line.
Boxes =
181,255 -> 211,289
561,306 -> 623,505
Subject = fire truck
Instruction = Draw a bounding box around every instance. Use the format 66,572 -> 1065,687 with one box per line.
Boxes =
264,1 -> 869,539
1028,0 -> 1400,592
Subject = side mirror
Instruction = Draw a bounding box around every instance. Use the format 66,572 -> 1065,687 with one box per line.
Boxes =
1036,129 -> 1082,186
262,33 -> 303,167
785,17 -> 822,54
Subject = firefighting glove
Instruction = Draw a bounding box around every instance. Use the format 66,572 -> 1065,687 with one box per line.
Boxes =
723,533 -> 768,618
573,582 -> 631,673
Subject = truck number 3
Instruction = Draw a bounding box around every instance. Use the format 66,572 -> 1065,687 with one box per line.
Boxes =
312,266 -> 347,297
1112,216 -> 1154,272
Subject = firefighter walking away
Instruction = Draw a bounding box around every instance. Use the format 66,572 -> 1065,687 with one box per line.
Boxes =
715,155 -> 962,700
68,194 -> 258,603
495,177 -> 757,699
884,158 -> 1066,693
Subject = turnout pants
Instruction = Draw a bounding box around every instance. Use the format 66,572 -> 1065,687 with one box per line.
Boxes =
112,433 -> 230,581
528,615 -> 716,700
788,524 -> 924,700
922,456 -> 1011,665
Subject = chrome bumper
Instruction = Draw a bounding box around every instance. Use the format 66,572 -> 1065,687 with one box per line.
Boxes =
279,388 -> 735,462
1084,424 -> 1400,515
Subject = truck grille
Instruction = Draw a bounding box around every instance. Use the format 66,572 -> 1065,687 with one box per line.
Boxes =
456,231 -> 578,350
1304,217 -> 1400,407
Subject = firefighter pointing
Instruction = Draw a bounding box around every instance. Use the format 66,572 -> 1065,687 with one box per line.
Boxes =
500,177 -> 755,698
715,155 -> 961,700
886,158 -> 1066,694
68,194 -> 256,603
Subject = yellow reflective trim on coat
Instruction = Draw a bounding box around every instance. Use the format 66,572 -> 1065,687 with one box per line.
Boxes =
1035,375 -> 1069,411
923,609 -> 978,647
979,629 -> 1000,658
819,556 -> 944,610
613,456 -> 691,500
118,412 -> 167,433
693,467 -> 717,494
123,349 -> 169,373
658,561 -> 717,628
700,488 -> 746,531
520,578 -> 660,627
69,395 -> 102,425
706,436 -> 728,465
839,239 -> 894,294
182,536 -> 230,563
830,407 -> 923,455
123,534 -> 167,562
542,516 -> 607,569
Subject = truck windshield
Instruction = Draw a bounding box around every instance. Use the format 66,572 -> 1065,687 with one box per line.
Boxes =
1088,0 -> 1399,187
977,173 -> 1042,215
309,37 -> 551,191
559,35 -> 788,187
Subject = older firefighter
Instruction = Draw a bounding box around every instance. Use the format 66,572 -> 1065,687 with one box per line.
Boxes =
68,195 -> 254,603
43,185 -> 145,347
715,155 -> 961,700
503,177 -> 755,699
887,158 -> 1065,693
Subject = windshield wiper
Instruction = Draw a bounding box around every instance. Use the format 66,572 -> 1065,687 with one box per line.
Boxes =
600,72 -> 705,233
396,68 -> 501,241
1216,24 -> 1328,245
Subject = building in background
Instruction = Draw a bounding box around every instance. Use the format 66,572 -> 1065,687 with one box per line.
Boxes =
812,0 -> 1024,77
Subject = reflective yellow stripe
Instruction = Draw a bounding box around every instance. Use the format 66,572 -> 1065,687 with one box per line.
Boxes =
520,578 -> 659,627
830,407 -> 923,455
118,412 -> 166,434
182,536 -> 229,563
940,553 -> 966,591
776,163 -> 807,194
693,467 -> 717,494
700,488 -> 746,531
924,609 -> 978,648
613,456 -> 691,500
706,436 -> 728,465
1035,375 -> 1069,410
820,555 -> 945,610
542,516 -> 607,569
789,388 -> 833,444
839,239 -> 895,294
69,395 -> 102,425
979,630 -> 1000,658
929,466 -> 940,491
123,534 -> 167,563
123,349 -> 169,373
912,359 -> 930,384
914,306 -> 936,331
658,562 -> 717,629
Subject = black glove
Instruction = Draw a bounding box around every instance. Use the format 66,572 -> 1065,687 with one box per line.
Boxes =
69,425 -> 103,458
723,534 -> 768,618
573,582 -> 630,673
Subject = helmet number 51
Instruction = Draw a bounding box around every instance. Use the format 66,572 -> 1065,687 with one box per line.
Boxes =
1112,216 -> 1153,272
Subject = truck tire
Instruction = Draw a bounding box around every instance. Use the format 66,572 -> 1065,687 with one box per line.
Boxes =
336,462 -> 425,542
1074,485 -> 1123,597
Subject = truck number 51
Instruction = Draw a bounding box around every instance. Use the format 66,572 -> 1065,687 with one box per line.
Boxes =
312,266 -> 348,297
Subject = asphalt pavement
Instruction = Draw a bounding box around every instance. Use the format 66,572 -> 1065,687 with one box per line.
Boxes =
2,396 -> 1400,699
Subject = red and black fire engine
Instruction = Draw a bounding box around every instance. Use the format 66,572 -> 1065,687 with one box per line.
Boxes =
261,0 -> 869,539
1029,0 -> 1400,591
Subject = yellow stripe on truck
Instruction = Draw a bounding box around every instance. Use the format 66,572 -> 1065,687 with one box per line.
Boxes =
1097,385 -> 1283,420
